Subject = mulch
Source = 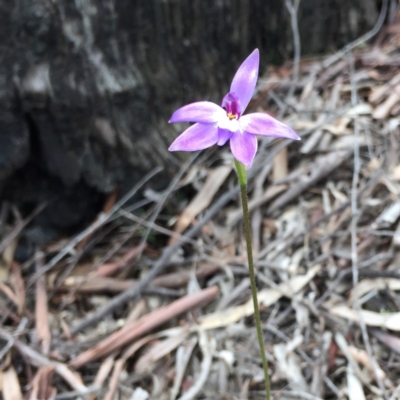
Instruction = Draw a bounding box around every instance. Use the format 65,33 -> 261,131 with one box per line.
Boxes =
1,10 -> 400,400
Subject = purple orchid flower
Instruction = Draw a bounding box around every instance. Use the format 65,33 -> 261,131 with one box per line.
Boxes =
168,49 -> 300,168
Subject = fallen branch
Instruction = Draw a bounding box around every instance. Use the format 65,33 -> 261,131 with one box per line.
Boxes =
70,285 -> 219,368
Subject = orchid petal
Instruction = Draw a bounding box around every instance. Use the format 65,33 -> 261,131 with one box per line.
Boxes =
240,113 -> 300,140
230,49 -> 259,113
217,128 -> 233,146
230,132 -> 258,168
169,101 -> 225,124
168,123 -> 218,152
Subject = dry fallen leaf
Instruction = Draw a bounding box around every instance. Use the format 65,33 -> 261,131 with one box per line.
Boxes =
2,366 -> 23,400
9,262 -> 25,315
274,335 -> 308,392
169,165 -> 232,246
35,256 -> 51,355
200,265 -> 320,329
135,328 -> 189,373
373,87 -> 400,119
347,363 -> 366,400
0,330 -> 87,392
28,367 -> 57,400
177,329 -> 215,400
130,388 -> 149,400
70,286 -> 219,368
88,354 -> 115,400
273,147 -> 288,182
348,345 -> 387,383
329,305 -> 400,331
171,336 -> 198,400
370,329 -> 400,355
349,278 -> 400,305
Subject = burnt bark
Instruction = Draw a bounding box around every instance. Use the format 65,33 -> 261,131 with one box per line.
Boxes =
0,0 -> 380,245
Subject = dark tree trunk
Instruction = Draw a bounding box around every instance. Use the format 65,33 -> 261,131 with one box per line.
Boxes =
0,0 -> 380,246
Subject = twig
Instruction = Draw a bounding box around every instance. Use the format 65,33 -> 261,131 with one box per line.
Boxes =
69,144 -> 287,335
321,0 -> 388,70
389,383 -> 400,400
28,166 -> 163,286
0,328 -> 88,392
349,51 -> 388,400
285,0 -> 301,92
315,257 -> 397,308
54,387 -> 100,400
177,329 -> 215,400
136,152 -> 200,259
350,52 -> 360,289
69,192 -> 234,335
257,101 -> 353,170
268,150 -> 353,213
257,168 -> 382,261
278,391 -> 322,400
35,251 -> 51,355
0,202 -> 47,254
70,286 -> 219,367
118,209 -> 199,246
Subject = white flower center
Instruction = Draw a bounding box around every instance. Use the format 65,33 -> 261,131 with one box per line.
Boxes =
218,115 -> 243,133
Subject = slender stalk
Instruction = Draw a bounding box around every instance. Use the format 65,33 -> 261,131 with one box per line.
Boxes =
234,159 -> 271,400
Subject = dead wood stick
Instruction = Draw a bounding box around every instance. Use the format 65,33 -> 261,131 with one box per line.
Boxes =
261,168 -> 383,260
68,183 -> 242,336
68,140 -> 298,336
67,105 -> 355,336
0,202 -> 48,254
0,328 -> 87,392
29,167 -> 163,286
268,150 -> 353,213
61,263 -> 219,294
35,253 -> 51,355
70,285 -> 219,368
94,244 -> 145,277
320,0 -> 388,71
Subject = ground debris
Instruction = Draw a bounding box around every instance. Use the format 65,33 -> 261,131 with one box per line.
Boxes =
3,15 -> 400,400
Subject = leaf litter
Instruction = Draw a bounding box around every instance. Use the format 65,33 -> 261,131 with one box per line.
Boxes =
3,12 -> 400,400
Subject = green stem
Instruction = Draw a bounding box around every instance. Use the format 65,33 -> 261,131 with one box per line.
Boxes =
234,159 -> 271,400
